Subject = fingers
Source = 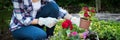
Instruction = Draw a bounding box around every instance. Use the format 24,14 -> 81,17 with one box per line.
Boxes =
44,17 -> 58,28
48,21 -> 57,28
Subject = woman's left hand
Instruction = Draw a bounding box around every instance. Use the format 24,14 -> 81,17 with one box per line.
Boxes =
71,17 -> 80,27
64,14 -> 80,27
38,17 -> 58,28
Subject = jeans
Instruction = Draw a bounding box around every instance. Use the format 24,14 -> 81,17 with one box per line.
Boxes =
35,0 -> 59,38
36,1 -> 59,18
12,26 -> 47,40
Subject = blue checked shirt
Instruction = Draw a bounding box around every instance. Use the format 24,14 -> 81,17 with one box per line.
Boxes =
10,0 -> 48,31
10,0 -> 66,31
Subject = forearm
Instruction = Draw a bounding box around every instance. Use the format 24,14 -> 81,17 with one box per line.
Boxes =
63,14 -> 72,20
30,19 -> 39,25
59,7 -> 72,20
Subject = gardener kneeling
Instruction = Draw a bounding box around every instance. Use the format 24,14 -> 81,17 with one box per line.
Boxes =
10,0 -> 81,40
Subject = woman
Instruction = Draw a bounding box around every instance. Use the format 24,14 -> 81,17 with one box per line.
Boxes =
10,0 -> 80,40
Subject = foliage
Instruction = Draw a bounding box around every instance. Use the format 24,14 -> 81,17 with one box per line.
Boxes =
56,0 -> 120,13
50,18 -> 120,40
61,19 -> 82,40
0,0 -> 120,13
100,0 -> 120,13
90,18 -> 120,40
79,7 -> 96,20
0,0 -> 12,40
50,20 -> 85,40
0,0 -> 13,11
55,0 -> 95,13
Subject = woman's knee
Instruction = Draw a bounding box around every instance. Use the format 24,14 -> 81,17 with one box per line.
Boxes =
12,26 -> 47,40
49,1 -> 59,11
27,26 -> 47,39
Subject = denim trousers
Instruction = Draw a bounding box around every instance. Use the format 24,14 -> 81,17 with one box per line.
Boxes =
35,0 -> 59,38
12,26 -> 47,40
12,1 -> 59,40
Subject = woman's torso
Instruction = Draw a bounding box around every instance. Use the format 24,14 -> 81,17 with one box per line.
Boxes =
31,0 -> 41,18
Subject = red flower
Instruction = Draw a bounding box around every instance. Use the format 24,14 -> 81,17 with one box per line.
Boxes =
84,11 -> 90,17
83,6 -> 89,11
90,7 -> 95,13
62,19 -> 73,30
62,21 -> 69,29
91,9 -> 95,13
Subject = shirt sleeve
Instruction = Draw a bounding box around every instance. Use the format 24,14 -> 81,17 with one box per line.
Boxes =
12,0 -> 33,26
59,7 -> 68,18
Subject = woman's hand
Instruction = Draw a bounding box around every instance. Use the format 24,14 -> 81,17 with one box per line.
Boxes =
71,17 -> 80,27
64,14 -> 80,27
38,17 -> 58,28
59,8 -> 80,27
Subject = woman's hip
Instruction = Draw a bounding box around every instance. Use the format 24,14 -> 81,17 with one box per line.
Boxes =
11,26 -> 47,40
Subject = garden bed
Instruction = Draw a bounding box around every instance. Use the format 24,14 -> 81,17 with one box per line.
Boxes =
50,18 -> 120,40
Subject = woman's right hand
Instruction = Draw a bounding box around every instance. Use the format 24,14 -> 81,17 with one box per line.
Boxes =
38,17 -> 58,28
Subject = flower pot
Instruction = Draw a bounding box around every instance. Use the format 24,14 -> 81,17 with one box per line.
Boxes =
79,18 -> 91,29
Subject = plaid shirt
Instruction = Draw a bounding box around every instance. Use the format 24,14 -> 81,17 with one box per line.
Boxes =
10,0 -> 66,31
9,0 -> 50,31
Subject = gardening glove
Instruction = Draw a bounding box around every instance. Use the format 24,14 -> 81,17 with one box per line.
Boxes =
59,7 -> 81,27
70,17 -> 80,27
38,17 -> 58,28
44,17 -> 58,28
64,14 -> 81,27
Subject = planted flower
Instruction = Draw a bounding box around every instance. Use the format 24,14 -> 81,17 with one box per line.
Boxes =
62,19 -> 73,30
80,7 -> 96,20
78,7 -> 99,40
61,19 -> 80,40
70,31 -> 78,36
69,31 -> 80,40
79,6 -> 96,29
62,19 -> 73,36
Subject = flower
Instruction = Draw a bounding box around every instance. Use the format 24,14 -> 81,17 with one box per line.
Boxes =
84,11 -> 90,18
70,31 -> 78,36
62,19 -> 73,30
82,6 -> 89,11
62,21 -> 69,29
79,6 -> 96,20
90,7 -> 95,13
61,19 -> 75,38
83,31 -> 89,39
61,19 -> 80,40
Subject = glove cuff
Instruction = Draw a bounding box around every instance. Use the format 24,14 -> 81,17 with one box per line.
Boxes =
38,17 -> 44,26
